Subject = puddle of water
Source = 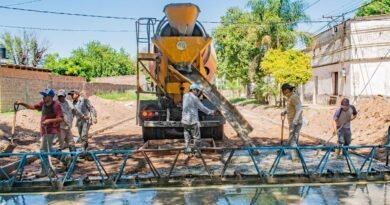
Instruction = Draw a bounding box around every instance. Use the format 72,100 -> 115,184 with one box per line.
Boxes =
0,183 -> 389,205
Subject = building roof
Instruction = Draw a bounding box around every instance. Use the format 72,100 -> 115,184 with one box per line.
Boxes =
0,64 -> 50,72
312,14 -> 390,39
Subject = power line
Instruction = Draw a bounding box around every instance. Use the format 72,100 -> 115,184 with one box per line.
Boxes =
324,0 -> 360,16
312,0 -> 381,37
304,0 -> 321,11
3,0 -> 42,7
0,4 -> 333,26
0,24 -> 135,32
0,5 -> 137,20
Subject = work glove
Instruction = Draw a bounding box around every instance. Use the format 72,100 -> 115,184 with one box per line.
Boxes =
293,118 -> 299,126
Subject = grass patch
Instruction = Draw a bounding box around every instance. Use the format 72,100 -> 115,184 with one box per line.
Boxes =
240,99 -> 259,106
96,91 -> 156,101
229,97 -> 260,106
0,111 -> 14,116
229,97 -> 247,104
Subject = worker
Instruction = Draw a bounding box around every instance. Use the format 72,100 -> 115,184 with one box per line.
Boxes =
281,83 -> 303,162
16,88 -> 70,177
181,84 -> 216,157
68,90 -> 97,152
57,89 -> 79,152
332,98 -> 358,158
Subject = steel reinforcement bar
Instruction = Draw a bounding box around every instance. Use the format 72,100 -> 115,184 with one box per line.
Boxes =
0,145 -> 389,192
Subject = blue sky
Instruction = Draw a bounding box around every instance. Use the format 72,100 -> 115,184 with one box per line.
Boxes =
0,0 -> 363,57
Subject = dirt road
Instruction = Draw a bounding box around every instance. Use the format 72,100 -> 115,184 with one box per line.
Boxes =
1,95 -> 388,178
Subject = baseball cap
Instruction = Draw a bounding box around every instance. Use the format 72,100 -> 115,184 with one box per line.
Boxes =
341,98 -> 350,106
68,89 -> 80,95
39,88 -> 55,97
281,83 -> 295,91
57,89 -> 66,97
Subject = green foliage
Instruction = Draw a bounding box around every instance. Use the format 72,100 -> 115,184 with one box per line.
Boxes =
254,80 -> 280,104
356,0 -> 390,17
212,7 -> 257,83
229,97 -> 247,104
96,91 -> 155,101
0,31 -> 48,66
212,0 -> 311,97
229,97 -> 258,105
261,49 -> 312,86
44,41 -> 135,80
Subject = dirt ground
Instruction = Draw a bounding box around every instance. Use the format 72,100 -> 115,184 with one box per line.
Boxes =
0,95 -> 388,178
237,96 -> 390,146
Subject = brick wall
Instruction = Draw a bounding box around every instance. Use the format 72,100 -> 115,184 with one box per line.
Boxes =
0,67 -> 85,112
0,65 -> 136,112
92,75 -> 145,85
84,83 -> 136,97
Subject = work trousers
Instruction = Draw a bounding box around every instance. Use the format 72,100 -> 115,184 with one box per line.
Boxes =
59,128 -> 75,151
184,123 -> 201,148
288,123 -> 302,161
77,121 -> 90,152
40,134 -> 67,173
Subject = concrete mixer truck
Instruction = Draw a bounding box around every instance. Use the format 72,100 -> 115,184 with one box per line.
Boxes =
136,3 -> 253,144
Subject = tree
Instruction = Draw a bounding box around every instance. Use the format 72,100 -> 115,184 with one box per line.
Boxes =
212,8 -> 257,84
213,0 -> 311,99
261,49 -> 312,86
44,41 -> 135,80
356,0 -> 390,17
0,31 -> 48,66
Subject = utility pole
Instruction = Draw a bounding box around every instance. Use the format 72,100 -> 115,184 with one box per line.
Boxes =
322,14 -> 346,101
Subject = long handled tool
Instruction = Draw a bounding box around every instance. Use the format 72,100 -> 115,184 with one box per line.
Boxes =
316,124 -> 345,156
11,103 -> 19,144
281,114 -> 286,146
277,113 -> 286,155
43,126 -> 54,168
386,126 -> 390,166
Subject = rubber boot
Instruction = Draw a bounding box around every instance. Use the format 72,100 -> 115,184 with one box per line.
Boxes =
335,147 -> 342,159
69,146 -> 76,153
82,142 -> 88,152
194,151 -> 201,158
291,150 -> 298,163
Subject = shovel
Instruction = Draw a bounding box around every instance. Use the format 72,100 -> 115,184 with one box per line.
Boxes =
281,114 -> 286,146
11,103 -> 19,144
277,113 -> 286,155
316,124 -> 345,156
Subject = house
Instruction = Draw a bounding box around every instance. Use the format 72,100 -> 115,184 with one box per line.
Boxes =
303,15 -> 390,104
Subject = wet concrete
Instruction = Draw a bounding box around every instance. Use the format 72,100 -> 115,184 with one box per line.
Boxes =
1,182 -> 389,205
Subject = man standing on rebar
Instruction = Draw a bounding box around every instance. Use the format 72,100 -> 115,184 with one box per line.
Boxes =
16,88 -> 70,177
182,84 -> 216,156
281,83 -> 303,162
57,89 -> 78,152
332,98 -> 358,158
68,90 -> 97,152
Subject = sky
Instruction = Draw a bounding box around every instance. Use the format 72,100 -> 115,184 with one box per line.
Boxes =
0,0 -> 364,58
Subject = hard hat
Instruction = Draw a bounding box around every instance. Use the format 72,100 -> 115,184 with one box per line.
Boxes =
189,84 -> 201,91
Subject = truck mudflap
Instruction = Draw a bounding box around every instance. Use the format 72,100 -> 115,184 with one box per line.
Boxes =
143,121 -> 223,127
142,121 -> 224,142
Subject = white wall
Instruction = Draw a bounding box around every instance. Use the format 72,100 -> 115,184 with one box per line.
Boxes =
304,16 -> 390,104
350,61 -> 390,97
